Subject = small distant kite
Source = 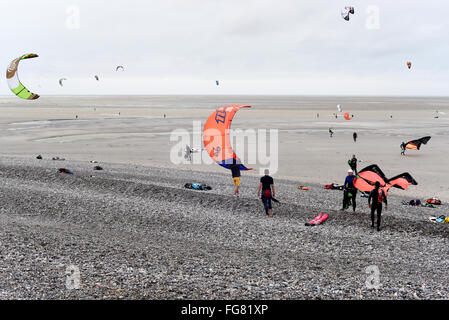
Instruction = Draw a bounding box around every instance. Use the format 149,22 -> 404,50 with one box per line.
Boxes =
337,104 -> 342,112
407,61 -> 412,69
6,53 -> 40,100
116,66 -> 124,72
59,78 -> 67,87
94,75 -> 99,81
341,6 -> 355,21
344,112 -> 352,120
216,80 -> 219,86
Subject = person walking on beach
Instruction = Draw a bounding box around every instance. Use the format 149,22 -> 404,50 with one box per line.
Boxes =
341,169 -> 357,212
400,142 -> 406,155
353,132 -> 358,142
329,128 -> 334,138
230,158 -> 241,197
257,169 -> 275,217
348,154 -> 358,174
368,181 -> 388,231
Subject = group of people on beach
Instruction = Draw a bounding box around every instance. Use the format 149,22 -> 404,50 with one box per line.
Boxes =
230,153 -> 387,230
340,159 -> 387,231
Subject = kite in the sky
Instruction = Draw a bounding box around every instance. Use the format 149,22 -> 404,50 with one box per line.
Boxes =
203,105 -> 252,170
407,61 -> 412,69
116,66 -> 124,71
216,80 -> 219,86
341,6 -> 355,21
59,78 -> 67,87
400,136 -> 431,154
354,164 -> 417,196
344,112 -> 352,120
6,53 -> 40,100
94,75 -> 99,81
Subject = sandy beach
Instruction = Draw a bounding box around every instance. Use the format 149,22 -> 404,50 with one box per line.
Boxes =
0,95 -> 448,299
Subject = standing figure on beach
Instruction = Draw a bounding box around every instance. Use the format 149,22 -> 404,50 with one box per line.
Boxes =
329,128 -> 334,138
341,169 -> 357,212
353,132 -> 358,142
368,181 -> 388,231
230,158 -> 241,197
258,169 -> 275,217
348,154 -> 358,174
400,142 -> 406,155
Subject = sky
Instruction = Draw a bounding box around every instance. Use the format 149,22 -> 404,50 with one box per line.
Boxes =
0,0 -> 448,96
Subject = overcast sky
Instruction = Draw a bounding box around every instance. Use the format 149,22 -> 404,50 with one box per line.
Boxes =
1,0 -> 448,95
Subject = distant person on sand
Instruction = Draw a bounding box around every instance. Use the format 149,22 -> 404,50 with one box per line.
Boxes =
368,181 -> 387,231
348,154 -> 358,174
164,114 -> 166,118
258,169 -> 275,217
229,158 -> 241,197
341,169 -> 357,212
353,132 -> 357,142
400,142 -> 406,155
329,128 -> 334,138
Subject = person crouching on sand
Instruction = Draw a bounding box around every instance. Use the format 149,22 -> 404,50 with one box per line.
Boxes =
229,158 -> 241,197
258,169 -> 275,217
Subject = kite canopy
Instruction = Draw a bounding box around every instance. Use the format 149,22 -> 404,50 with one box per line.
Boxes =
94,75 -> 99,81
59,78 -> 67,87
337,104 -> 342,112
405,136 -> 431,150
6,53 -> 40,100
341,6 -> 354,21
216,80 -> 219,86
354,164 -> 417,195
116,66 -> 124,71
344,112 -> 351,120
203,105 -> 252,170
407,61 -> 412,69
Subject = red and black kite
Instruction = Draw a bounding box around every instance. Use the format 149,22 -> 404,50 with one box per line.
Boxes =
354,164 -> 417,196
403,136 -> 431,151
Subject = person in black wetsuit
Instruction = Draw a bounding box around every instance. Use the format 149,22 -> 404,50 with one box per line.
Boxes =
348,154 -> 358,174
229,158 -> 241,197
353,132 -> 357,142
400,142 -> 406,155
368,181 -> 388,231
257,169 -> 275,217
341,169 -> 357,212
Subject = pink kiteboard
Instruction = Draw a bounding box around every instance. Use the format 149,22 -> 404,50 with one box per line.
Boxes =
305,213 -> 322,226
305,213 -> 329,226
